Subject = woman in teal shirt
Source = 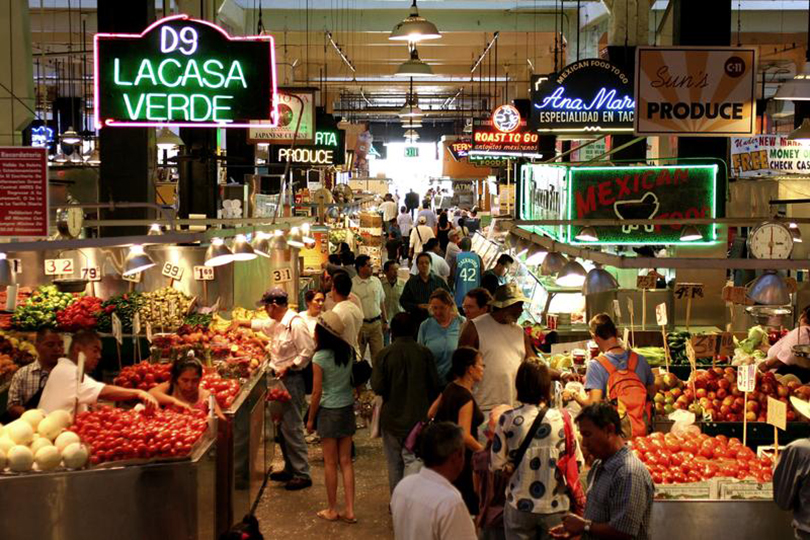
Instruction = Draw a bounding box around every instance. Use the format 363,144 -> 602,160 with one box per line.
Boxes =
418,289 -> 466,385
306,311 -> 357,524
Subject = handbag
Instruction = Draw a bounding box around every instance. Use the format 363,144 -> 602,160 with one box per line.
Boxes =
557,409 -> 587,515
502,406 -> 548,480
403,394 -> 442,454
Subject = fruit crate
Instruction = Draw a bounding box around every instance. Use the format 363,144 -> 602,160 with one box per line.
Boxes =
701,421 -> 810,450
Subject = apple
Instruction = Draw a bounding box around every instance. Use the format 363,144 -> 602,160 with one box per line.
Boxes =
720,404 -> 731,416
708,391 -> 717,401
777,385 -> 790,398
731,387 -> 742,397
683,389 -> 694,400
717,388 -> 728,400
671,388 -> 683,399
718,378 -> 731,390
722,396 -> 735,408
696,388 -> 707,399
713,398 -> 722,409
746,411 -> 757,422
713,367 -> 725,378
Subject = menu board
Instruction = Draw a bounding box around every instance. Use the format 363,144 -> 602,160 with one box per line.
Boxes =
0,147 -> 48,237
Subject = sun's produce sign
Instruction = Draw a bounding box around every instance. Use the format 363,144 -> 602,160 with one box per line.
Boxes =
567,165 -> 718,245
94,14 -> 278,128
634,46 -> 757,136
248,89 -> 315,144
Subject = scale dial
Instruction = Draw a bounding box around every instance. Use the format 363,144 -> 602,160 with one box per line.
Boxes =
56,207 -> 84,238
748,222 -> 793,260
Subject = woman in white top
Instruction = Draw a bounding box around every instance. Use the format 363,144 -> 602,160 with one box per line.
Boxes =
300,290 -> 326,335
492,362 -> 583,540
759,304 -> 810,381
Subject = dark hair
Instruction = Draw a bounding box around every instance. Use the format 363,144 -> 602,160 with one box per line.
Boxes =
332,271 -> 353,297
464,287 -> 492,309
420,422 -> 464,467
576,402 -> 623,436
304,289 -> 324,304
69,329 -> 100,353
459,237 -> 472,251
355,254 -> 371,271
339,242 -> 351,254
328,254 -> 341,265
449,346 -> 480,380
340,250 -> 355,266
803,304 -> 810,322
589,313 -> 618,340
169,356 -> 203,393
401,205 -> 407,213
383,260 -> 399,273
422,200 -> 431,209
424,238 -> 439,251
36,327 -> 61,343
391,312 -> 415,338
438,213 -> 449,228
416,252 -> 432,266
315,323 -> 353,367
497,254 -> 514,266
515,361 -> 551,404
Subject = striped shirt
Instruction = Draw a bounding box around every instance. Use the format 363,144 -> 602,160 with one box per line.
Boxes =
7,361 -> 49,408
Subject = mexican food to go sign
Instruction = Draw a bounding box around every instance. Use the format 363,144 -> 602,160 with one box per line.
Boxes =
634,47 -> 756,136
94,14 -> 278,128
568,165 -> 718,245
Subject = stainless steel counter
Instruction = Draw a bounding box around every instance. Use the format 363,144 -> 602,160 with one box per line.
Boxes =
651,500 -> 794,540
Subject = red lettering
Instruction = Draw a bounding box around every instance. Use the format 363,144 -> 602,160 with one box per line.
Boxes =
615,176 -> 631,197
634,174 -> 640,193
669,211 -> 683,229
656,169 -> 672,186
674,168 -> 688,184
641,171 -> 654,190
597,181 -> 615,207
575,186 -> 597,217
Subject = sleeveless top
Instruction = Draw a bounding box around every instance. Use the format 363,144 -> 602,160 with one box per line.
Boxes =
453,251 -> 482,307
471,313 -> 525,412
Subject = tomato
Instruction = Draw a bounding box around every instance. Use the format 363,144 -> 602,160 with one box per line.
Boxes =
699,446 -> 713,459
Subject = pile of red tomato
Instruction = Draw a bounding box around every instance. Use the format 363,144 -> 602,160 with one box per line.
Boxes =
72,406 -> 208,465
201,374 -> 240,409
56,296 -> 105,332
629,429 -> 774,485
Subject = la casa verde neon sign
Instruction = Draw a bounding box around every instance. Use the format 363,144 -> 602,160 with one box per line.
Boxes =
94,14 -> 278,129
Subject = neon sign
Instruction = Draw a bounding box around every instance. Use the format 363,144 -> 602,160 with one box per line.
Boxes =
492,104 -> 521,133
269,127 -> 345,166
472,105 -> 539,156
94,14 -> 278,129
31,126 -> 54,148
448,140 -> 471,161
530,59 -> 635,133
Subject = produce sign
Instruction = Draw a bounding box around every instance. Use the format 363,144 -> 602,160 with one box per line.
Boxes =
730,135 -> 810,178
472,105 -> 539,157
634,46 -> 757,136
94,14 -> 278,128
269,128 -> 345,166
519,164 -> 567,240
0,147 -> 48,237
530,59 -> 635,134
567,165 -> 718,245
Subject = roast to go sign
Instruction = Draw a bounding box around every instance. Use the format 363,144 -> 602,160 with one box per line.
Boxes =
94,14 -> 278,128
634,46 -> 757,136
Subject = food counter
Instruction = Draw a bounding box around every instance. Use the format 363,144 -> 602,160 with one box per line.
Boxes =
651,500 -> 793,540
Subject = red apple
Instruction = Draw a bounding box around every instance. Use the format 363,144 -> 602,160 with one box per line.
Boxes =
719,378 -> 731,390
717,388 -> 728,400
708,391 -> 717,400
746,411 -> 757,421
696,388 -> 707,399
747,401 -> 760,414
777,385 -> 790,398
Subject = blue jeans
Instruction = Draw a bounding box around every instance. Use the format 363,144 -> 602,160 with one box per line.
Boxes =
381,429 -> 422,494
503,505 -> 564,540
278,370 -> 310,479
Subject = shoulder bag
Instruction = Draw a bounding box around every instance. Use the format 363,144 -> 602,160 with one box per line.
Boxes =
501,405 -> 548,480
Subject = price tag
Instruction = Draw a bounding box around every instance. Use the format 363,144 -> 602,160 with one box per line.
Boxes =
690,334 -> 718,358
674,282 -> 705,300
623,326 -> 630,346
81,266 -> 102,282
737,364 -> 757,393
132,312 -> 141,335
169,302 -> 176,319
655,303 -> 668,326
722,285 -> 749,305
272,267 -> 293,283
122,271 -> 141,283
767,396 -> 787,430
785,277 -> 798,295
613,299 -> 621,321
161,262 -> 184,281
718,332 -> 735,357
685,340 -> 697,368
702,409 -> 714,422
44,259 -> 74,275
193,265 -> 214,281
636,273 -> 657,289
625,297 -> 634,317
112,313 -> 123,345
145,322 -> 153,343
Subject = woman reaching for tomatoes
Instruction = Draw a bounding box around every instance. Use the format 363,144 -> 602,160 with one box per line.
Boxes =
149,357 -> 226,421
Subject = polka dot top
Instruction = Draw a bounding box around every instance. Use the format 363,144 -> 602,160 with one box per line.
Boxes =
491,404 -> 584,514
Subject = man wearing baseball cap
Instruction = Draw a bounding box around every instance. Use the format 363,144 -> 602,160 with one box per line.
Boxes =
774,396 -> 810,539
232,287 -> 315,490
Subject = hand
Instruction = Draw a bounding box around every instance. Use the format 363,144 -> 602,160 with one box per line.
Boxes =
174,398 -> 193,411
306,419 -> 315,434
562,513 -> 587,535
549,525 -> 572,539
382,321 -> 389,332
228,320 -> 243,332
562,390 -> 573,402
758,361 -> 769,373
561,372 -> 580,384
139,391 -> 159,409
275,368 -> 287,379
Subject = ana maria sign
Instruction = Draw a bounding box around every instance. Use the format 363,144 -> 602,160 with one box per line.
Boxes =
567,165 -> 718,245
94,14 -> 278,128
530,59 -> 635,134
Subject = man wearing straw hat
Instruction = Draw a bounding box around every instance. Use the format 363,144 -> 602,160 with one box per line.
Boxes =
774,396 -> 810,539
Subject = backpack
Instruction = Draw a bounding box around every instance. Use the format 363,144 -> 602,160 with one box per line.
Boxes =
596,352 -> 650,438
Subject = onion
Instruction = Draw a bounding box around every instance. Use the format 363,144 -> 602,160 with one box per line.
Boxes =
34,445 -> 61,471
55,431 -> 80,453
6,420 -> 34,446
20,409 -> 45,430
0,436 -> 14,454
30,437 -> 53,455
7,445 -> 34,472
61,442 -> 88,469
37,417 -> 62,441
47,410 -> 72,430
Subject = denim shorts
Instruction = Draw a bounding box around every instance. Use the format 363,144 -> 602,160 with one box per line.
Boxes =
317,405 -> 356,439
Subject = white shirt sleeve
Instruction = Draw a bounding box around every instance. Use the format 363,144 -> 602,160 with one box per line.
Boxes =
79,374 -> 106,405
251,319 -> 278,334
290,317 -> 315,369
437,499 -> 477,540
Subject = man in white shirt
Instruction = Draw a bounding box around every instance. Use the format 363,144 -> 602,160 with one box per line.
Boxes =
233,287 -> 315,490
409,216 -> 435,260
392,422 -> 477,540
397,206 -> 413,240
39,330 -> 158,414
380,194 -> 398,228
410,238 -> 451,281
330,271 -> 364,356
352,255 -> 388,362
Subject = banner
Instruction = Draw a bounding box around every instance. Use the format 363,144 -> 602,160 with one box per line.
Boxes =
0,147 -> 48,237
248,88 -> 315,144
635,47 -> 757,136
730,135 -> 810,177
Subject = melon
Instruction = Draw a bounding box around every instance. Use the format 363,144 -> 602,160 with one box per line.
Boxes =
20,409 -> 45,430
34,445 -> 61,471
47,410 -> 72,430
0,448 -> 5,471
7,445 -> 33,472
61,442 -> 88,469
30,437 -> 52,455
55,431 -> 80,453
0,436 -> 14,454
37,417 -> 62,441
6,420 -> 34,446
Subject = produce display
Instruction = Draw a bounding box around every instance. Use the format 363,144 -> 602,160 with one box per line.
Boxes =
654,367 -> 810,422
56,296 -> 105,332
0,409 -> 88,473
522,323 -> 546,353
11,286 -> 76,330
71,406 -> 208,465
732,326 -> 774,366
630,428 -> 774,484
138,287 -> 194,331
97,292 -> 143,333
0,332 -> 37,385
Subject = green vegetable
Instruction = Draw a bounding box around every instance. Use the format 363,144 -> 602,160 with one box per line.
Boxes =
12,286 -> 77,330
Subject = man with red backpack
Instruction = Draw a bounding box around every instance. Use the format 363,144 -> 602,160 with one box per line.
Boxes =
565,313 -> 656,438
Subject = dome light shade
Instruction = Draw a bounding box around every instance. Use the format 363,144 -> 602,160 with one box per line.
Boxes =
679,225 -> 703,242
148,223 -> 162,236
270,229 -> 289,250
525,247 -> 548,266
747,270 -> 791,305
60,127 -> 81,145
790,222 -> 803,243
156,127 -> 185,149
232,234 -> 258,261
582,266 -> 619,295
774,61 -> 810,101
0,253 -> 15,287
205,237 -> 235,267
788,118 -> 810,141
301,223 -> 316,245
404,129 -> 420,140
556,260 -> 587,287
399,104 -> 423,117
396,47 -> 435,77
540,251 -> 567,276
123,245 -> 156,276
252,231 -> 272,257
575,226 -> 599,242
389,0 -> 441,42
287,227 -> 305,249
85,147 -> 101,165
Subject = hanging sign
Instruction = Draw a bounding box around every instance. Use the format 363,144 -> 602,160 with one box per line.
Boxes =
268,122 -> 345,166
248,88 -> 315,144
730,135 -> 810,178
447,139 -> 472,161
518,164 -> 567,241
0,147 -> 48,237
94,14 -> 278,129
567,164 -> 718,245
31,125 -> 55,148
530,59 -> 635,134
634,46 -> 757,136
472,105 -> 539,157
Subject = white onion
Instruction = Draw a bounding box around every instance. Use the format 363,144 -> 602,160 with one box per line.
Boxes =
7,445 -> 33,472
61,442 -> 88,469
6,420 -> 34,446
55,431 -> 80,453
20,409 -> 45,430
34,445 -> 61,471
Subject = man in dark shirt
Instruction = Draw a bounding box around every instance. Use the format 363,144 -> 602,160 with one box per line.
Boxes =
399,252 -> 451,329
405,190 -> 420,218
481,253 -> 514,295
372,312 -> 441,493
774,398 -> 810,539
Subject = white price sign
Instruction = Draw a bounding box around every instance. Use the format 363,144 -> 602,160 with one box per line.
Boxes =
112,313 -> 123,345
122,271 -> 141,283
193,265 -> 214,281
272,267 -> 293,283
737,364 -> 757,393
132,312 -> 141,335
161,262 -> 184,281
81,266 -> 102,282
44,259 -> 74,275
655,303 -> 668,326
145,322 -> 153,343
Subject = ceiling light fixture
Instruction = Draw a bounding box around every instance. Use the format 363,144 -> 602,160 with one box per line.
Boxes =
147,223 -> 162,235
788,118 -> 810,140
287,227 -> 305,249
156,127 -> 185,149
747,270 -> 791,305
84,146 -> 101,165
122,245 -> 156,276
205,237 -> 235,267
60,127 -> 81,146
396,47 -> 435,77
575,226 -> 599,242
582,264 -> 619,295
540,251 -> 567,276
389,0 -> 441,42
270,229 -> 289,250
232,234 -> 258,261
556,260 -> 587,288
679,225 -> 703,242
775,61 -> 810,100
790,222 -> 803,243
252,231 -> 272,257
